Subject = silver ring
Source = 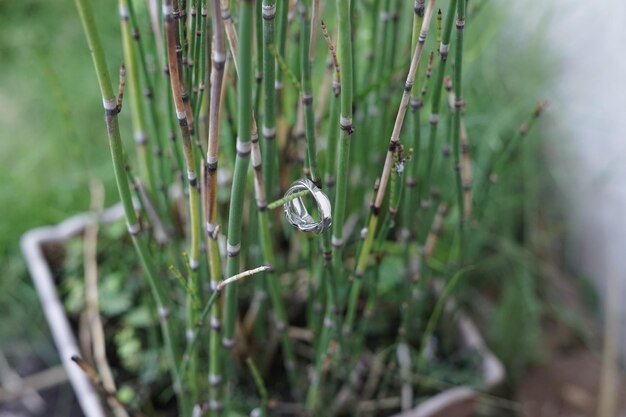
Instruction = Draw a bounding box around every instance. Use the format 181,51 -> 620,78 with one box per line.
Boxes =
283,179 -> 332,233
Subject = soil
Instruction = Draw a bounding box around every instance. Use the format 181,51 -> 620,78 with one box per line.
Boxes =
0,352 -> 83,417
517,349 -> 626,417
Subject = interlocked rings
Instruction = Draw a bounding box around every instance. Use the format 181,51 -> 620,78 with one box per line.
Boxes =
283,178 -> 332,233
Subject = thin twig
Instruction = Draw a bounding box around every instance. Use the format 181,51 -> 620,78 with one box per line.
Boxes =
216,265 -> 271,291
71,356 -> 132,417
320,20 -> 340,96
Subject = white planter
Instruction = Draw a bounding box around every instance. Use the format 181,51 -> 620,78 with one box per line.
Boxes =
21,204 -> 504,417
20,204 -> 126,417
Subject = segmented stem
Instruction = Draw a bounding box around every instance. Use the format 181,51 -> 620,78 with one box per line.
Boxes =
223,0 -> 253,353
73,0 -> 186,414
419,0 -> 457,208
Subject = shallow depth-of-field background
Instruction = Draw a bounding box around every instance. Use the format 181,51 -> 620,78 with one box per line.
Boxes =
3,0 -> 624,416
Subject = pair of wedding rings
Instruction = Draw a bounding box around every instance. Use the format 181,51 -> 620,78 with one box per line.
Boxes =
283,178 -> 332,233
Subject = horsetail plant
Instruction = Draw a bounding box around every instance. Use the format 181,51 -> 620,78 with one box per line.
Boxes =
73,0 -> 187,415
261,0 -> 279,200
71,0 -> 550,414
420,0 -> 457,210
445,76 -> 473,223
330,0 -> 355,276
204,0 -> 226,411
164,0 -> 203,404
222,0 -> 252,355
400,0 -> 427,243
347,0 -> 436,332
320,20 -> 341,200
451,0 -> 467,232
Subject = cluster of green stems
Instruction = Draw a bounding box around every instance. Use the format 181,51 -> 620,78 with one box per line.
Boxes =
73,0 -> 546,415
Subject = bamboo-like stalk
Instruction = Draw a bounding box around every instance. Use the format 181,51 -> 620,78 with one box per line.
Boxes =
308,0 -> 320,62
445,77 -> 472,223
262,0 -> 278,200
419,0 -> 457,209
219,0 -> 239,66
298,4 -> 342,412
298,2 -> 319,184
254,0 -> 264,117
345,0 -> 435,336
222,0 -> 253,354
204,0 -> 226,412
330,0 -> 355,275
164,0 -> 203,405
174,0 -> 197,137
187,0 -> 199,95
217,0 -> 300,389
275,0 -> 288,94
400,0 -> 427,242
353,0 -> 435,279
358,0 -> 391,189
320,21 -> 340,198
73,1 -> 187,415
192,0 -> 209,122
165,0 -> 202,270
124,0 -> 171,213
373,146 -> 406,256
178,264 -> 268,386
450,0 -> 466,231
249,123 -> 299,389
119,0 -> 157,198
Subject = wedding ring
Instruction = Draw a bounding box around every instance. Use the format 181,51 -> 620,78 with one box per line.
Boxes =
283,178 -> 332,233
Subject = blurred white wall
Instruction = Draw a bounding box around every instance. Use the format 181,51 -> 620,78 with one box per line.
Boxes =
510,0 -> 626,356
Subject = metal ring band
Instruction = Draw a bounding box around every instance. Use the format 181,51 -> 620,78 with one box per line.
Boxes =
283,178 -> 332,233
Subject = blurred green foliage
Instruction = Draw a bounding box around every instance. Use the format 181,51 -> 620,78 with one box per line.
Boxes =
0,0 -> 130,251
0,0 -> 127,356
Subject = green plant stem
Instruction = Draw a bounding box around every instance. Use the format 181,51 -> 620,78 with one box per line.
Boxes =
299,3 -> 339,411
266,189 -> 308,210
165,1 -> 202,406
299,2 -> 320,184
419,0 -> 457,210
262,0 -> 278,200
298,4 -> 336,343
249,124 -> 299,392
361,0 -> 390,188
205,0 -> 226,412
179,289 -> 219,381
125,0 -> 170,214
246,358 -> 269,417
165,0 -> 201,271
477,101 -> 548,213
417,267 -> 472,369
331,0 -> 354,277
320,20 -> 341,199
119,0 -> 157,198
347,1 -> 436,333
325,89 -> 340,200
73,1 -> 187,415
401,1 -> 426,241
451,0 -> 466,233
254,0 -> 264,116
223,0 -> 253,352
374,152 -> 405,256
275,0 -> 288,92
192,0 -> 208,122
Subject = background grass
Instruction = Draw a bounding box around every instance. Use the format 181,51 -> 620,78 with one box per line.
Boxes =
0,0 -> 126,358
